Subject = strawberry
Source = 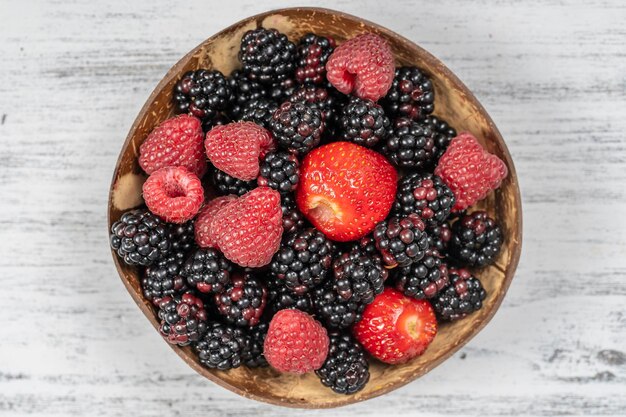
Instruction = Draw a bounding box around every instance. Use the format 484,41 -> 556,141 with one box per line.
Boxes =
353,288 -> 437,364
296,142 -> 397,242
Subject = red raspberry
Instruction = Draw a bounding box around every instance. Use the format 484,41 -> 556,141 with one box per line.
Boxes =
210,187 -> 283,267
194,195 -> 236,248
142,166 -> 204,223
263,309 -> 329,374
205,121 -> 275,181
326,33 -> 395,102
434,132 -> 508,212
139,114 -> 207,178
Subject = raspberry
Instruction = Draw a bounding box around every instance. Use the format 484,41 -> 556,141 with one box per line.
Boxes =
138,114 -> 207,178
263,309 -> 329,374
142,166 -> 204,224
326,33 -> 395,101
204,121 -> 275,181
210,187 -> 283,267
194,195 -> 236,248
434,132 -> 508,212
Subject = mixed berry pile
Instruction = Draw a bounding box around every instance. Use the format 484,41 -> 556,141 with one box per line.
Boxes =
110,28 -> 508,395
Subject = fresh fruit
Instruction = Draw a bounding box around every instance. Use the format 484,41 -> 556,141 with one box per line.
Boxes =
239,28 -> 296,84
326,33 -> 395,101
258,151 -> 300,194
338,97 -> 390,147
288,85 -> 337,125
394,249 -> 449,299
157,292 -> 208,346
142,251 -> 188,304
201,112 -> 230,134
372,213 -> 429,268
263,309 -> 329,374
204,121 -> 275,181
313,280 -> 367,329
194,195 -> 236,248
381,66 -> 434,120
332,248 -> 387,305
434,132 -> 508,211
243,323 -> 269,368
449,211 -> 503,267
295,33 -> 336,85
427,222 -> 453,253
353,288 -> 437,364
422,115 -> 456,161
296,142 -> 397,242
266,275 -> 314,314
110,209 -> 172,266
166,221 -> 195,255
393,173 -> 455,226
432,268 -> 486,321
269,101 -> 324,155
142,166 -> 204,224
173,69 -> 233,120
212,168 -> 256,197
214,272 -> 267,327
280,194 -> 305,234
267,78 -> 298,103
227,69 -> 266,120
194,322 -> 247,370
382,117 -> 437,169
240,98 -> 279,129
209,187 -> 283,267
182,248 -> 233,294
316,332 -> 370,394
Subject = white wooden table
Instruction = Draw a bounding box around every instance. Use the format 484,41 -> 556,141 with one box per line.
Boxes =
1,1 -> 625,415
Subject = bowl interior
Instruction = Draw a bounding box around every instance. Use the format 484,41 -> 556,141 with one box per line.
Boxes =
108,7 -> 522,409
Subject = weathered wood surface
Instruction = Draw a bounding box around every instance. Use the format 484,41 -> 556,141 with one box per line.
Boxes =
0,0 -> 625,415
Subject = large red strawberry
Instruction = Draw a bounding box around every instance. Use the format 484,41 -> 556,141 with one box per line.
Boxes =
296,142 -> 397,242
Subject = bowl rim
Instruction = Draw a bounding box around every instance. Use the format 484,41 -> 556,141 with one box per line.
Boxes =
108,6 -> 523,409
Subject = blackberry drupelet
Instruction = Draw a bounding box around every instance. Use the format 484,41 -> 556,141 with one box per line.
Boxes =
212,168 -> 256,196
270,227 -> 335,294
313,280 -> 366,329
258,151 -> 299,193
294,33 -> 335,85
280,194 -> 305,234
266,275 -> 314,314
289,85 -> 337,123
201,112 -> 230,133
182,248 -> 233,294
422,115 -> 456,161
381,66 -> 434,120
332,249 -> 387,305
394,249 -> 449,299
382,117 -> 437,169
167,221 -> 195,255
194,322 -> 247,370
267,78 -> 298,103
157,292 -> 208,346
393,173 -> 455,226
427,222 -> 452,253
449,211 -> 503,267
337,97 -> 390,148
316,332 -> 370,394
214,273 -> 267,327
142,250 -> 188,304
110,209 -> 172,266
173,69 -> 233,120
240,98 -> 278,129
432,268 -> 486,321
373,213 -> 429,268
242,323 -> 268,368
227,69 -> 266,120
239,28 -> 296,84
269,101 -> 324,155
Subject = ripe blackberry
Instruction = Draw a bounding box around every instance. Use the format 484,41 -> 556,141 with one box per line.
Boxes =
281,194 -> 305,234
212,168 -> 255,196
449,211 -> 503,267
201,112 -> 230,134
267,78 -> 298,103
142,250 -> 188,304
382,118 -> 437,169
258,151 -> 299,193
167,221 -> 195,255
270,228 -> 335,294
427,222 -> 452,253
214,273 -> 267,327
239,28 -> 296,84
243,323 -> 268,368
289,85 -> 337,122
394,173 -> 455,226
337,97 -> 390,148
381,66 -> 434,120
422,115 -> 456,161
269,101 -> 324,155
313,280 -> 366,329
173,69 -> 233,120
240,98 -> 278,129
373,213 -> 429,268
110,209 -> 172,266
432,268 -> 486,321
332,249 -> 387,305
266,276 -> 314,314
227,69 -> 266,119
194,322 -> 246,370
316,332 -> 370,394
394,249 -> 449,299
182,248 -> 233,294
157,292 -> 208,346
295,33 -> 335,85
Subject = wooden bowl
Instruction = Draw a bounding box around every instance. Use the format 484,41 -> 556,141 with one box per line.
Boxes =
108,7 -> 522,409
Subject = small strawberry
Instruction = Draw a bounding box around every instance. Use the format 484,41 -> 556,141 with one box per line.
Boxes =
194,195 -> 237,248
204,121 -> 275,181
434,132 -> 508,212
296,142 -> 397,242
353,288 -> 437,364
142,166 -> 204,224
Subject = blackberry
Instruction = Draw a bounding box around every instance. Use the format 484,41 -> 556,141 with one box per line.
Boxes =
269,101 -> 324,155
239,28 -> 296,84
142,251 -> 188,304
337,97 -> 390,148
227,69 -> 266,119
240,98 -> 278,129
267,78 -> 298,103
373,213 -> 429,268
449,211 -> 503,267
258,151 -> 299,193
294,33 -> 335,85
212,168 -> 255,196
427,222 -> 452,253
432,268 -> 486,321
382,118 -> 437,169
381,66 -> 434,120
270,228 -> 335,294
110,209 -> 172,266
201,112 -> 230,133
194,322 -> 246,370
289,84 -> 337,122
422,115 -> 456,161
281,194 -> 305,234
332,249 -> 387,305
394,249 -> 449,299
214,273 -> 267,327
157,292 -> 208,346
182,248 -> 233,294
266,275 -> 314,314
242,323 -> 268,368
313,280 -> 366,329
316,332 -> 369,394
167,221 -> 195,255
394,173 -> 455,226
173,69 -> 233,120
